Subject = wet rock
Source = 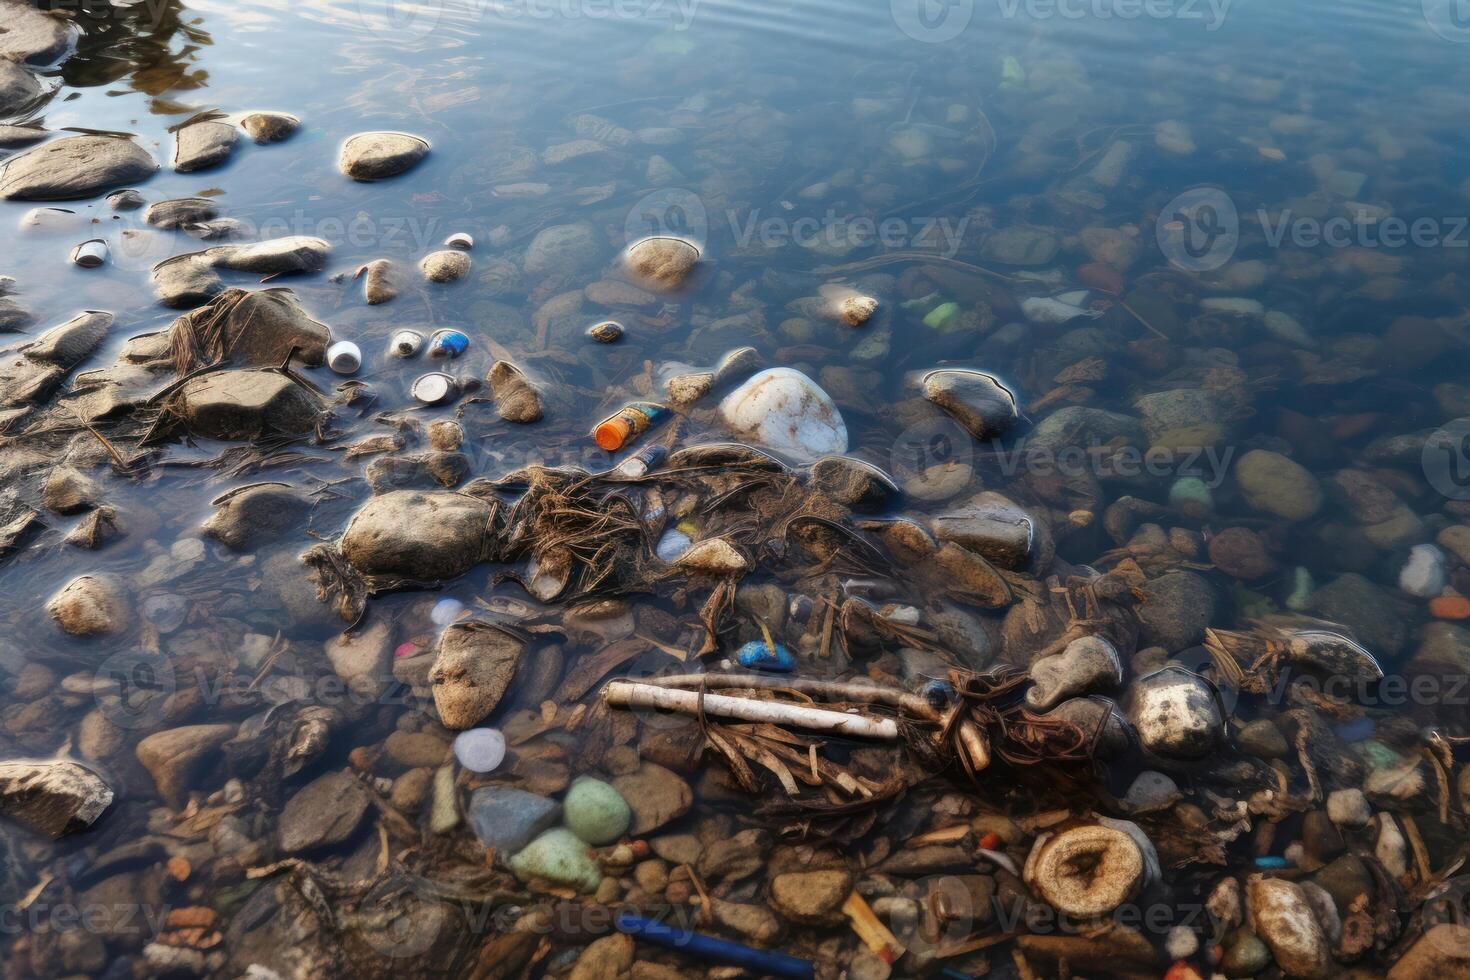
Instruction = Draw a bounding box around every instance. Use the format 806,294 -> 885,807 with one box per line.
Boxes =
0,124 -> 46,148
571,934 -> 634,980
0,0 -> 73,64
0,135 -> 158,201
1400,544 -> 1447,598
202,482 -> 311,549
524,222 -> 601,280
1246,876 -> 1331,978
135,724 -> 235,807
1125,665 -> 1223,760
325,620 -> 391,697
710,898 -> 782,946
673,537 -> 748,576
1326,788 -> 1370,828
1045,697 -> 1132,757
1119,770 -> 1180,814
1221,930 -> 1272,975
624,236 -> 698,291
1209,526 -> 1277,580
205,235 -> 330,274
468,786 -> 560,854
922,369 -> 1020,441
40,465 -> 100,515
151,256 -> 223,307
173,121 -> 237,172
0,760 -> 112,837
510,828 -> 602,892
145,197 -> 218,229
1307,573 -> 1407,657
66,507 -> 122,549
278,770 -> 371,853
930,492 -> 1048,572
1136,571 -> 1216,651
1236,718 -> 1288,759
1025,406 -> 1144,456
339,131 -> 429,180
176,370 -> 322,439
340,490 -> 496,580
420,249 -> 471,283
810,456 -> 900,511
428,621 -> 524,729
362,258 -> 401,304
587,319 -> 623,343
0,61 -> 41,116
1024,824 -> 1145,917
46,573 -> 130,636
768,868 -> 854,925
564,776 -> 632,845
1026,635 -> 1122,710
609,763 -> 692,835
487,360 -> 543,422
719,368 -> 847,463
240,111 -> 298,143
1388,925 -> 1470,979
1235,449 -> 1323,521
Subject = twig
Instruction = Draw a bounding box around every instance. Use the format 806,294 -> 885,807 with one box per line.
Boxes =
602,681 -> 900,739
637,672 -> 938,720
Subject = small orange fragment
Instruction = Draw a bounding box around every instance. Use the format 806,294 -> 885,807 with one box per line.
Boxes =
166,856 -> 191,881
1431,596 -> 1470,620
166,906 -> 218,929
978,831 -> 1004,850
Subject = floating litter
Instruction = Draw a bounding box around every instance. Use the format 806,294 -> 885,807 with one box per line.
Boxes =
411,372 -> 458,405
431,597 -> 465,626
594,402 -> 667,452
390,329 -> 424,357
428,328 -> 469,358
613,444 -> 668,479
445,232 -> 473,250
327,340 -> 362,374
736,638 -> 796,673
453,728 -> 506,773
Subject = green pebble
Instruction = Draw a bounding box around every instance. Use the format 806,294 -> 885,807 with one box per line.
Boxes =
923,302 -> 961,331
563,776 -> 631,845
1285,566 -> 1315,611
1168,476 -> 1213,513
509,828 -> 603,893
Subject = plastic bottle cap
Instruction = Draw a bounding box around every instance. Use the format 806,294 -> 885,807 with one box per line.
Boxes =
595,416 -> 633,451
411,372 -> 455,404
391,330 -> 424,357
327,341 -> 362,374
453,728 -> 506,773
71,239 -> 109,268
428,329 -> 469,358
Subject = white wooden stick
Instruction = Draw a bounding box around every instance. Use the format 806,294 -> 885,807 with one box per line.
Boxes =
637,672 -> 939,720
601,680 -> 900,740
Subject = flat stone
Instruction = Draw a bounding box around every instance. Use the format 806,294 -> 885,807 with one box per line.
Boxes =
609,763 -> 691,836
0,135 -> 158,201
0,61 -> 41,116
0,0 -> 75,65
202,481 -> 311,549
135,724 -> 235,808
340,490 -> 496,580
240,112 -> 298,143
173,121 -> 237,172
278,770 -> 371,853
467,786 -> 561,854
176,370 -> 321,440
145,197 -> 219,229
204,236 -> 329,274
429,621 -> 525,729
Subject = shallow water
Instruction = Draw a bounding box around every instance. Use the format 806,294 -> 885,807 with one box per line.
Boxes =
6,0 -> 1470,976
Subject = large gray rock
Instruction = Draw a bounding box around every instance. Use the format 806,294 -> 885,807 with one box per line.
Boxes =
930,492 -> 1050,572
922,369 -> 1021,442
176,370 -> 322,439
0,761 -> 112,837
467,786 -> 560,854
339,131 -> 428,180
204,236 -> 330,275
1136,571 -> 1216,651
173,121 -> 237,172
0,0 -> 75,64
428,620 -> 524,729
340,490 -> 497,580
151,256 -> 224,308
1125,666 -> 1223,760
168,288 -> 330,370
202,482 -> 312,549
0,135 -> 158,200
0,61 -> 41,116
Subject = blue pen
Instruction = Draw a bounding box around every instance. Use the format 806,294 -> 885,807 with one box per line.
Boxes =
615,911 -> 816,979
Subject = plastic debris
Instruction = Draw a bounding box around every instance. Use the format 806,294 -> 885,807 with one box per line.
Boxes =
615,911 -> 816,980
71,239 -> 108,269
427,329 -> 469,358
390,329 -> 424,357
410,372 -> 458,405
594,402 -> 667,452
445,232 -> 473,250
326,340 -> 362,374
452,728 -> 506,773
430,597 -> 465,626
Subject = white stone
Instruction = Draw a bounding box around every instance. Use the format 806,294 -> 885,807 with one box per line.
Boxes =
453,728 -> 506,773
717,368 -> 847,463
1326,788 -> 1371,827
1399,544 -> 1447,598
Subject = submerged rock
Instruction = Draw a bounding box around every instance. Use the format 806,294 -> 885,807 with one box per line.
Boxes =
1246,876 -> 1331,978
524,222 -> 602,280
930,492 -> 1048,572
718,368 -> 847,463
240,111 -> 299,143
362,258 -> 402,305
202,482 -> 312,550
487,361 -> 543,423
135,724 -> 235,808
563,776 -> 632,845
1136,571 -> 1216,651
428,621 -> 524,729
624,236 -> 699,290
922,369 -> 1021,441
0,761 -> 113,838
1234,449 -> 1323,521
609,763 -> 692,835
420,249 -> 470,283
173,121 -> 238,172
176,370 -> 322,439
468,786 -> 560,854
339,131 -> 429,180
278,770 -> 371,854
0,135 -> 158,201
1024,824 -> 1145,918
1125,666 -> 1223,760
1026,635 -> 1122,710
770,868 -> 855,924
46,574 -> 130,636
145,196 -> 218,230
341,490 -> 496,581
510,828 -> 602,892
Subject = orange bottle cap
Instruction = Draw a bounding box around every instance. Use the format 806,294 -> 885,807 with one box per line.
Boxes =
595,416 -> 632,451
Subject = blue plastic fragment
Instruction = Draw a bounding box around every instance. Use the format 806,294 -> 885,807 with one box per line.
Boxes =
736,638 -> 796,673
616,911 -> 815,980
920,678 -> 956,705
1254,855 -> 1290,869
1333,717 -> 1375,743
428,329 -> 470,358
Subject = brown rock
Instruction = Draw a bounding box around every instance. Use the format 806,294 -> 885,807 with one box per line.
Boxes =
1208,526 -> 1277,580
609,763 -> 692,835
135,724 -> 235,808
46,574 -> 130,636
428,621 -> 524,729
769,868 -> 854,924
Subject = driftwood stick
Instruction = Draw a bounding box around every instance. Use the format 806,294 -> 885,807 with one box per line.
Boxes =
636,672 -> 939,721
602,681 -> 900,740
